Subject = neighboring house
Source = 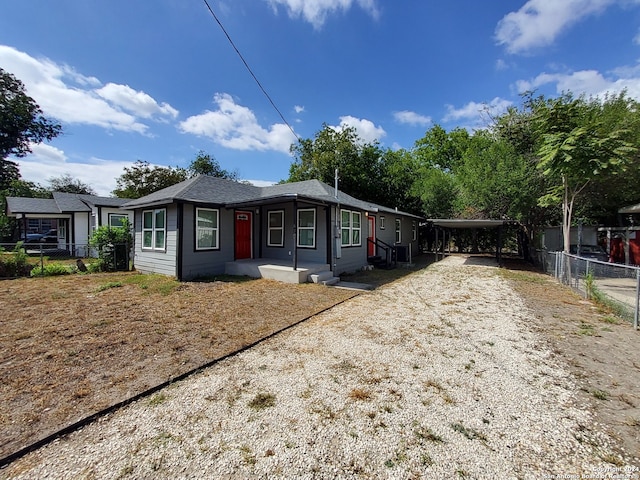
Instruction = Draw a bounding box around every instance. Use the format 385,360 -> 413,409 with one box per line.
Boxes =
121,176 -> 422,283
6,192 -> 133,256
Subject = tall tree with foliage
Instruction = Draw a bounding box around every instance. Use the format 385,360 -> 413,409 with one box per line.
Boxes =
288,124 -> 391,206
112,160 -> 188,199
411,125 -> 469,218
532,92 -> 636,252
0,68 -> 62,190
49,174 -> 96,195
188,150 -> 238,180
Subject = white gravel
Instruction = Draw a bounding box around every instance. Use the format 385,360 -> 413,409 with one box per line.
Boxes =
2,256 -> 623,479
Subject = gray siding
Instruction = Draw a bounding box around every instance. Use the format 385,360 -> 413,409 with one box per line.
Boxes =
369,213 -> 420,262
333,206 -> 369,274
261,202 -> 329,265
132,204 -> 178,277
180,205 -> 237,280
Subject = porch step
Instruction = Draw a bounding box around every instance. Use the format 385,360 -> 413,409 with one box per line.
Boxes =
321,277 -> 340,286
309,270 -> 337,284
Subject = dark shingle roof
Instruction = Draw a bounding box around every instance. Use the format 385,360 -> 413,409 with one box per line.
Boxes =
6,193 -> 134,216
122,176 -> 421,218
121,176 -> 260,209
6,197 -> 61,215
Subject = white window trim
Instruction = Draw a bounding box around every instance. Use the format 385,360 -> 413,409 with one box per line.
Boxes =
297,208 -> 316,248
340,209 -> 362,247
412,221 -> 417,241
142,208 -> 166,251
267,210 -> 285,247
109,213 -> 128,228
380,216 -> 385,230
395,218 -> 402,244
195,208 -> 219,251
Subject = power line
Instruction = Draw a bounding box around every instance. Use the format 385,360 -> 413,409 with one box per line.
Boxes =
202,0 -> 301,144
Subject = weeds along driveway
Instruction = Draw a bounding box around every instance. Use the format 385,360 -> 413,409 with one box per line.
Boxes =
2,256 -> 627,479
0,272 -> 358,461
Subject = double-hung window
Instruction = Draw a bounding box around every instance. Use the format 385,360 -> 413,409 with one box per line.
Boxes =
268,210 -> 284,247
341,209 -> 361,247
196,208 -> 219,250
395,218 -> 402,244
143,208 -> 166,250
297,208 -> 315,248
412,221 -> 417,241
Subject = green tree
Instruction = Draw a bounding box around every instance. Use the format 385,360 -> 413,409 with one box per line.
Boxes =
532,93 -> 636,252
287,124 -> 387,206
411,125 -> 469,218
188,150 -> 238,180
0,68 -> 62,190
112,160 -> 187,199
49,173 -> 95,195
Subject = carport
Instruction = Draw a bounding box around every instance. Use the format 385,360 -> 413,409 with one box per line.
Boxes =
427,219 -> 520,265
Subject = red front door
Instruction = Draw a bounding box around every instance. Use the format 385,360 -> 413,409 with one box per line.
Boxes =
367,216 -> 376,257
235,211 -> 252,259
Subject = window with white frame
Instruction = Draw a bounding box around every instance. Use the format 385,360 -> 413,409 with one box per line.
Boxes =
341,209 -> 361,246
380,216 -> 385,230
412,221 -> 417,241
196,208 -> 219,250
268,210 -> 284,247
395,218 -> 401,244
142,208 -> 166,250
297,208 -> 315,248
109,214 -> 128,228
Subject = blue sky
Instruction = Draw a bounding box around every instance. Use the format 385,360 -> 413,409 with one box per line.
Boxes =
2,0 -> 640,195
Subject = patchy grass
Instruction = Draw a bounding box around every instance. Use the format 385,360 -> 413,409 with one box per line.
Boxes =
0,272 -> 357,458
248,393 -> 276,410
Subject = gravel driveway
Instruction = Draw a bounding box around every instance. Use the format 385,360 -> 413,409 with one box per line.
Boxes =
2,256 -> 623,479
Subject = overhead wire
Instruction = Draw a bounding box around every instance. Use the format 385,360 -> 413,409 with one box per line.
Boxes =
201,0 -> 301,144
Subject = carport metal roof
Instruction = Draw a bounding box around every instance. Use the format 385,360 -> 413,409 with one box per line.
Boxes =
427,219 -> 518,229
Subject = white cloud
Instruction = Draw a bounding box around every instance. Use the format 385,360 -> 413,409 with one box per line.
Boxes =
393,110 -> 432,127
514,66 -> 640,99
294,105 -> 305,113
443,97 -> 513,129
495,0 -> 615,54
96,83 -> 178,120
16,144 -> 135,196
331,115 -> 386,143
178,93 -> 298,153
266,0 -> 380,29
0,45 -> 178,134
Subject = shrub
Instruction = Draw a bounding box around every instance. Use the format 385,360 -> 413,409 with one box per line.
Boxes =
89,220 -> 133,272
0,242 -> 34,277
30,263 -> 73,277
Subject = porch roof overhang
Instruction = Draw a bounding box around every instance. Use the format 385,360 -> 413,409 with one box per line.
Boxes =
10,213 -> 72,219
619,203 -> 640,214
427,219 -> 518,229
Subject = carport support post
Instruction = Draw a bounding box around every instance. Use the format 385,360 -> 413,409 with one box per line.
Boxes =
435,228 -> 439,261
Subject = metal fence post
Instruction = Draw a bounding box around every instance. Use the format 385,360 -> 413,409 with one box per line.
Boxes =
39,245 -> 44,276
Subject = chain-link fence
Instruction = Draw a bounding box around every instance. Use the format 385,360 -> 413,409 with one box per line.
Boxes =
533,249 -> 639,329
0,242 -> 131,278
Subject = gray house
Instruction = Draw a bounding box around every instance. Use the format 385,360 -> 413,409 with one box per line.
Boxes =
122,176 -> 421,283
6,192 -> 133,256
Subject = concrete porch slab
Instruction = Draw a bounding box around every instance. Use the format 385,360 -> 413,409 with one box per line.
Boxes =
225,259 -> 331,284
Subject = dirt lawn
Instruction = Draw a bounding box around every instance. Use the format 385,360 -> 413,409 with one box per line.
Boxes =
0,272 -> 358,460
1,257 -> 639,467
500,259 -> 640,465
